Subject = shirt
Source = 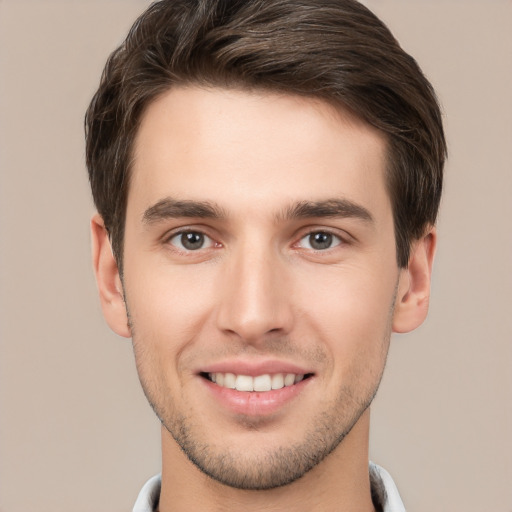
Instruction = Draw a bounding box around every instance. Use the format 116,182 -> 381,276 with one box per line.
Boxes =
133,462 -> 406,512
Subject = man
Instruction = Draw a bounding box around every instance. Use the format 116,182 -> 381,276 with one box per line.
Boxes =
85,0 -> 446,510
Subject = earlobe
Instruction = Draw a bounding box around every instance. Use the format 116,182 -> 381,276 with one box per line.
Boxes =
91,214 -> 131,338
392,227 -> 437,334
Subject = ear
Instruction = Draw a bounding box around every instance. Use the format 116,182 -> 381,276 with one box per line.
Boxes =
392,227 -> 437,333
91,214 -> 131,338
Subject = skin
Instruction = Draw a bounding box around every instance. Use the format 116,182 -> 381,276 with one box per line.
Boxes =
92,86 -> 436,512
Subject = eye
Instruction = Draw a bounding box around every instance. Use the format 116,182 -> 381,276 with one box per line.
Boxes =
297,231 -> 342,251
168,231 -> 215,251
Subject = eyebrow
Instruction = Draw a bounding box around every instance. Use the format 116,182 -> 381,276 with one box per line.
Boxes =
279,199 -> 374,224
142,197 -> 374,225
142,198 -> 227,224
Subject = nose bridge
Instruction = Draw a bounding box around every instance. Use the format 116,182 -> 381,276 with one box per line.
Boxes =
216,236 -> 291,342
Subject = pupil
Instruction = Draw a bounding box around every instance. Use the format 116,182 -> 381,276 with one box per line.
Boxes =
310,232 -> 332,250
182,232 -> 204,250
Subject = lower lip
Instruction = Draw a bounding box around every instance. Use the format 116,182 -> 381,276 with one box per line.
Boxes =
202,377 -> 312,416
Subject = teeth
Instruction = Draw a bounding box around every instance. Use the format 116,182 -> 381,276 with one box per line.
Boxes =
284,373 -> 296,386
224,373 -> 236,389
235,375 -> 254,392
253,374 -> 272,392
271,373 -> 284,390
208,372 -> 306,392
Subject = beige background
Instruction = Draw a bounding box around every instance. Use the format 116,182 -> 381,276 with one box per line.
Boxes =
0,1 -> 511,511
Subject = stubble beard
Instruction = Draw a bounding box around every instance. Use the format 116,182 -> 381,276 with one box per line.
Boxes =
126,290 -> 395,491
131,337 -> 389,491
160,394 -> 377,490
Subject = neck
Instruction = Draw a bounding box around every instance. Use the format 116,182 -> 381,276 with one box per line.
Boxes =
158,409 -> 375,512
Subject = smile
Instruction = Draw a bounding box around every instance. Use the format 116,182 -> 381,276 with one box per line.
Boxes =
199,366 -> 314,416
206,372 -> 309,392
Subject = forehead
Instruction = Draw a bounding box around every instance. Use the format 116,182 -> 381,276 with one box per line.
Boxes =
129,86 -> 390,221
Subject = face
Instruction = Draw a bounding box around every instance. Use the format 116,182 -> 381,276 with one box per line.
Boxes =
98,86 -> 422,489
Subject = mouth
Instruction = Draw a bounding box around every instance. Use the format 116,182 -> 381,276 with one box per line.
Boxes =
200,372 -> 314,392
197,361 -> 315,416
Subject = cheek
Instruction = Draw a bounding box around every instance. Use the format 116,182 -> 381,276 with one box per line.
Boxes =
126,265 -> 216,316
125,265 -> 219,410
294,262 -> 396,364
123,261 -> 218,354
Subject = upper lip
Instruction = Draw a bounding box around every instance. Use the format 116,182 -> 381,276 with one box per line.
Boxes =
198,359 -> 314,377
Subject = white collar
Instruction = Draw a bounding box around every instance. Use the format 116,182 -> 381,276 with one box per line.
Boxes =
369,462 -> 406,512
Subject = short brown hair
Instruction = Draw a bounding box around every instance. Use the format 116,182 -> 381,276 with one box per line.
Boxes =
85,0 -> 446,269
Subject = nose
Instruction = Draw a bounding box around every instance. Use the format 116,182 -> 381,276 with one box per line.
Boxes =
215,242 -> 293,344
